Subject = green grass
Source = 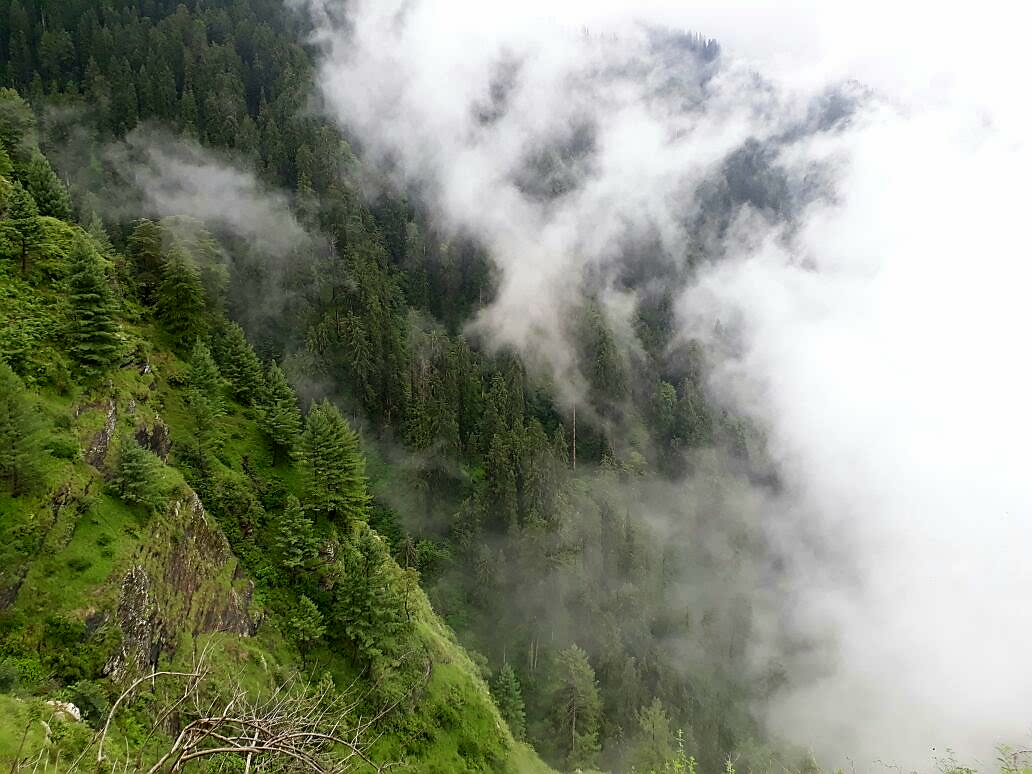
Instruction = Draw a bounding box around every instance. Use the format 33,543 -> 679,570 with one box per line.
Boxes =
0,299 -> 552,773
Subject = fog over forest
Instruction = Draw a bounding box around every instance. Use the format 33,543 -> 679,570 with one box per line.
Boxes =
300,0 -> 1032,768
1,0 -> 1028,772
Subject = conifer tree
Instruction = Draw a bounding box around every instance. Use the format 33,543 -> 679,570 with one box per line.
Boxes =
631,698 -> 675,773
155,247 -> 206,348
551,644 -> 602,770
66,238 -> 122,379
0,88 -> 35,164
213,320 -> 264,404
86,212 -> 114,256
485,433 -> 518,531
126,219 -> 164,304
289,594 -> 326,658
25,152 -> 71,220
188,339 -> 224,416
332,529 -> 408,666
301,400 -> 370,524
187,340 -> 224,457
111,437 -> 167,514
491,663 -> 527,740
0,361 -> 46,496
276,495 -> 317,580
5,182 -> 41,273
260,362 -> 302,464
0,142 -> 13,181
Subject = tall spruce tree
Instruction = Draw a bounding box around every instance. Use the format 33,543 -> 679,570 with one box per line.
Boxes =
0,361 -> 46,496
259,361 -> 301,464
213,320 -> 264,404
5,182 -> 41,273
188,339 -> 224,414
126,219 -> 164,304
631,698 -> 675,773
155,248 -> 206,348
331,529 -> 408,666
276,495 -> 316,580
186,340 -> 224,457
289,594 -> 326,658
66,238 -> 122,379
301,400 -> 370,524
551,645 -> 602,770
491,663 -> 527,740
0,142 -> 13,181
25,153 -> 71,220
111,437 -> 168,514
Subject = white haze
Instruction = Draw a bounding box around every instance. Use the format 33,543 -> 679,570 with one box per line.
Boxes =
299,0 -> 1032,768
107,128 -> 312,256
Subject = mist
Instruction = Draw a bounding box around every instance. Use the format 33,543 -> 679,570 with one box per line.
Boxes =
294,0 -> 1032,768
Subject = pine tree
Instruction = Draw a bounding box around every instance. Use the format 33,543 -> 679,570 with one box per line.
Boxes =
213,320 -> 264,404
0,361 -> 46,496
187,340 -> 224,456
491,663 -> 526,740
332,529 -> 408,666
4,182 -> 41,273
485,432 -> 518,531
288,594 -> 326,657
259,362 -> 302,464
65,238 -> 122,379
632,698 -> 675,773
301,400 -> 370,524
0,87 -> 35,163
188,339 -> 224,416
25,153 -> 71,220
111,437 -> 168,514
276,495 -> 317,580
551,644 -> 602,770
155,248 -> 206,348
126,219 -> 164,304
0,142 -> 13,181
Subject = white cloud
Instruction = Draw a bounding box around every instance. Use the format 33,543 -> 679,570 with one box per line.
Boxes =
301,0 -> 1032,767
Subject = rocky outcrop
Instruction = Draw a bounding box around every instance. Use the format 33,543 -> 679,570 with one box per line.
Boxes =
134,414 -> 171,461
84,398 -> 117,470
105,491 -> 259,682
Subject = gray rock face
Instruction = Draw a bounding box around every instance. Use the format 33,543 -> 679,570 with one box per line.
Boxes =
105,492 -> 259,682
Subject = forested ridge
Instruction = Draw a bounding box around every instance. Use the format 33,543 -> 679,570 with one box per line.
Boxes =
0,1 -> 907,772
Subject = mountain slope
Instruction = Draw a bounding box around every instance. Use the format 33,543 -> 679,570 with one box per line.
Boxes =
0,139 -> 550,772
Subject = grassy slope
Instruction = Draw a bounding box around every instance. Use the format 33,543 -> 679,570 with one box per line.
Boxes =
0,263 -> 551,772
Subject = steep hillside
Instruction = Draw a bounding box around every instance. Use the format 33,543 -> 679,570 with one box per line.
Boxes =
0,115 -> 549,772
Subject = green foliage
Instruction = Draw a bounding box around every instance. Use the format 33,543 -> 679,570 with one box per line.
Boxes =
633,698 -> 676,773
63,679 -> 110,729
127,218 -> 165,304
0,88 -> 35,163
491,662 -> 526,740
259,361 -> 302,464
213,320 -> 264,405
188,338 -> 225,417
65,237 -> 122,379
25,152 -> 71,220
331,528 -> 410,667
2,182 -> 41,272
0,360 -> 47,495
549,644 -> 602,770
301,400 -> 370,524
288,594 -> 326,653
110,437 -> 168,514
155,248 -> 206,348
275,495 -> 317,579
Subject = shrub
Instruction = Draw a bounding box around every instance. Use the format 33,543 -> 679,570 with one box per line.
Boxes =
0,660 -> 17,692
45,434 -> 80,460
